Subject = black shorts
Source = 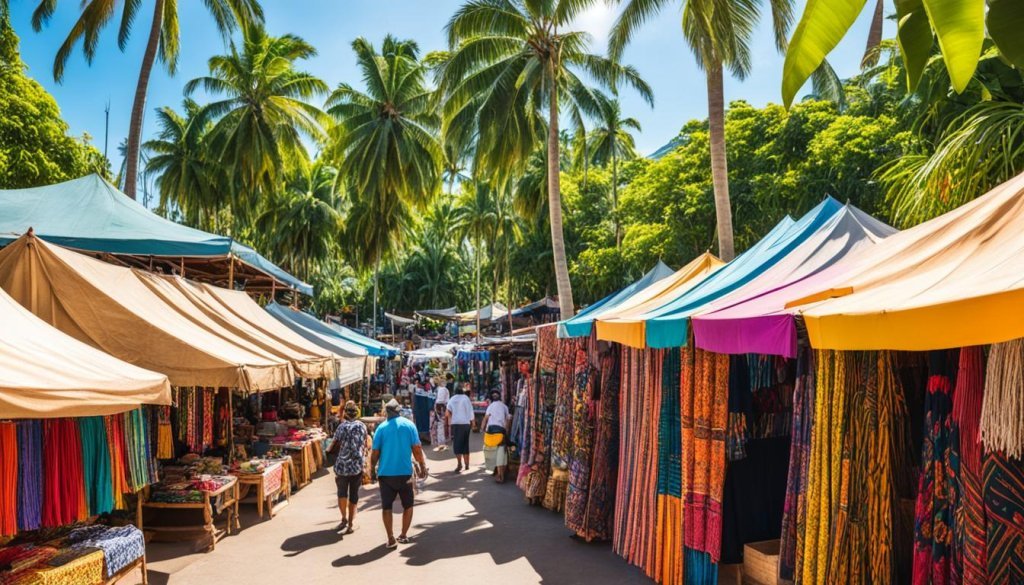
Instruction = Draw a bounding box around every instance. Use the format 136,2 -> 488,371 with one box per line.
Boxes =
335,473 -> 361,503
379,475 -> 414,510
451,424 -> 471,455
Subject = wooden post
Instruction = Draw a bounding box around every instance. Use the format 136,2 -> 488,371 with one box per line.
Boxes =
227,255 -> 234,289
180,257 -> 185,277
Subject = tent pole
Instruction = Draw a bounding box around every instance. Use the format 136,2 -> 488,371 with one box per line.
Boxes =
228,255 -> 234,289
180,257 -> 185,277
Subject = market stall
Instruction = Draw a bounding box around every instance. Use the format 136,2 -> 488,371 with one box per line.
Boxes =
0,285 -> 170,584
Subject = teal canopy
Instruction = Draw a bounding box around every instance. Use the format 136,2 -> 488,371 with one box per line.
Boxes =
265,302 -> 398,358
642,197 -> 845,348
558,260 -> 676,338
0,174 -> 312,294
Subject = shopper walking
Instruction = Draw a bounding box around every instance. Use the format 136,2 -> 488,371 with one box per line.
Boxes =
329,401 -> 368,534
370,399 -> 428,549
446,386 -> 475,472
481,390 -> 511,483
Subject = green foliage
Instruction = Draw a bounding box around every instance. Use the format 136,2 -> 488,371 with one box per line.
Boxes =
0,14 -> 106,188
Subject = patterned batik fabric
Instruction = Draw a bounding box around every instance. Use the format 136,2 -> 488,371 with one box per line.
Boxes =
951,346 -> 987,585
983,450 -> 1024,583
565,342 -> 595,537
912,351 -> 958,585
581,347 -> 620,542
681,346 -> 729,574
779,348 -> 815,583
550,339 -> 580,471
654,348 -> 683,584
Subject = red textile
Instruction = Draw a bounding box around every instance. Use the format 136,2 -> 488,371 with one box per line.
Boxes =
42,419 -> 84,527
0,422 -> 17,536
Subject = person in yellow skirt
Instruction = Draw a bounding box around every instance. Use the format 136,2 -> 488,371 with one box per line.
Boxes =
481,391 -> 511,483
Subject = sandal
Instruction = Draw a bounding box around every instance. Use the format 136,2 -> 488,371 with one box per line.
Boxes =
397,535 -> 413,544
345,524 -> 357,535
385,539 -> 398,549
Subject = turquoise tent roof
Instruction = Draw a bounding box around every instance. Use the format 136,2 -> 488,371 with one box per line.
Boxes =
265,302 -> 397,357
0,174 -> 312,294
642,197 -> 845,348
558,260 -> 676,338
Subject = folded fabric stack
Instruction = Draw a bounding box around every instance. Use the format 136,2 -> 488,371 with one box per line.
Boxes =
67,525 -> 145,578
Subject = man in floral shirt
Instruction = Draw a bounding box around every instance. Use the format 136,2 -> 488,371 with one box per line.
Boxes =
331,401 -> 368,534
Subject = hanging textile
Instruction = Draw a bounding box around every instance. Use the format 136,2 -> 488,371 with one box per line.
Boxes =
579,344 -> 620,542
123,408 -> 154,491
105,413 -> 130,510
42,419 -> 85,527
779,348 -> 815,583
654,348 -> 682,584
981,338 -> 1024,583
521,327 -> 560,500
565,341 -> 595,538
681,346 -> 729,584
16,420 -> 43,532
78,417 -> 114,517
0,422 -> 18,536
912,350 -> 958,585
157,406 -> 174,460
982,451 -> 1024,583
545,338 -> 580,511
951,346 -> 986,585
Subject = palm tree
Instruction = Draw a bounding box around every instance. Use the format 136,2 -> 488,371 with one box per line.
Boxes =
254,161 -> 344,278
455,181 -> 498,338
610,0 -> 792,261
186,25 -> 329,209
327,35 -> 442,335
441,0 -> 653,320
31,0 -> 263,200
144,98 -> 222,229
587,94 -> 640,247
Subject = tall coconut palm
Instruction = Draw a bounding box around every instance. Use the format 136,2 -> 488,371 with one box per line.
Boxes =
587,94 -> 640,247
144,98 -> 222,229
327,35 -> 442,335
441,0 -> 653,319
186,25 -> 329,210
610,0 -> 792,261
31,0 -> 263,200
255,161 -> 344,278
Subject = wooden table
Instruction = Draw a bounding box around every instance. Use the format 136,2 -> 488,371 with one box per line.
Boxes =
141,477 -> 240,552
233,461 -> 288,520
272,440 -> 324,489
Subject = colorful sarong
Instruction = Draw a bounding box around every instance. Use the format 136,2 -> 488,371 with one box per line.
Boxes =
982,451 -> 1024,583
779,348 -> 814,583
951,346 -> 986,585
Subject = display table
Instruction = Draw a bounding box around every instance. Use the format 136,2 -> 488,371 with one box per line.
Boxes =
0,525 -> 148,585
141,476 -> 239,552
232,460 -> 289,519
271,440 -> 323,488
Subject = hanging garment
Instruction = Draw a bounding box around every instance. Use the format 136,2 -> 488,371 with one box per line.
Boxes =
779,348 -> 815,583
912,350 -> 958,585
42,418 -> 85,527
78,416 -> 114,517
565,343 -> 595,539
0,422 -> 18,536
982,450 -> 1024,583
951,346 -> 987,585
16,420 -> 43,532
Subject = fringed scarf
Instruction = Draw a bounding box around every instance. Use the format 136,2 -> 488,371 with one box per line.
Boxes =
16,420 -> 42,532
912,350 -> 958,585
951,346 -> 986,585
681,346 -> 729,585
981,339 -> 1024,583
0,422 -> 18,536
779,347 -> 815,583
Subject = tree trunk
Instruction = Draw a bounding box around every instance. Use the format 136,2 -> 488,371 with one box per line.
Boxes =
706,61 -> 734,261
613,152 -> 620,247
548,76 -> 575,319
372,256 -> 379,340
124,0 -> 165,200
475,239 -> 481,342
862,0 -> 884,68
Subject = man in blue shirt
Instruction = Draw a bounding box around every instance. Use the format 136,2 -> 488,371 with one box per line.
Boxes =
371,399 -> 428,548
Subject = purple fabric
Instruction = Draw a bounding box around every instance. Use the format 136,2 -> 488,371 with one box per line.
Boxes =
692,313 -> 799,358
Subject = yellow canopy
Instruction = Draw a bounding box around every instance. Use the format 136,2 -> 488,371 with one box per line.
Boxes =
595,252 -> 724,347
0,234 -> 293,391
186,281 -> 369,386
0,286 -> 170,419
799,172 -> 1024,350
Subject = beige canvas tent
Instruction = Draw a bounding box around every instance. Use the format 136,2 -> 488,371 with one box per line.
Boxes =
194,283 -> 368,387
0,285 -> 170,418
0,234 -> 293,391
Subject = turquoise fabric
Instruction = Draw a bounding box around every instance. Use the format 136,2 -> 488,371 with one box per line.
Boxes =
372,416 -> 421,476
0,174 -> 311,294
558,260 -> 676,338
643,197 -> 844,349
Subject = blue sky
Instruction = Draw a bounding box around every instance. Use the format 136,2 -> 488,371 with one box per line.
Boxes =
9,1 -> 892,164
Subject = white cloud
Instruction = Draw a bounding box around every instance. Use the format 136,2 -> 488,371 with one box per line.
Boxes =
571,3 -> 618,53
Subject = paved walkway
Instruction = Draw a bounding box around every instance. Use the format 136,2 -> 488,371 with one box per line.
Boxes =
141,433 -> 647,584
